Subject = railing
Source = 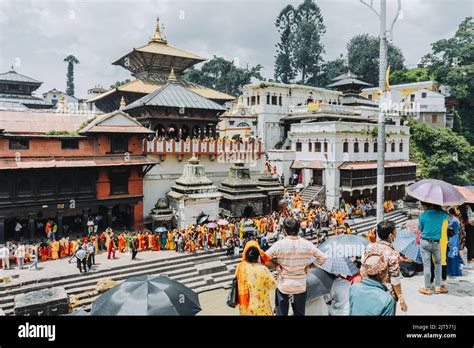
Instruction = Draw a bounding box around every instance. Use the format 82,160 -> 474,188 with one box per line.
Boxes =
144,138 -> 264,161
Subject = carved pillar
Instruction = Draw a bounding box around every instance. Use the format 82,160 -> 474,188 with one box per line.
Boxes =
107,206 -> 114,229
128,204 -> 135,230
57,211 -> 63,239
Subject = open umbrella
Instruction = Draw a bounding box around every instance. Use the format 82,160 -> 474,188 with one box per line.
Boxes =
243,226 -> 255,234
455,185 -> 474,204
197,214 -> 209,225
406,179 -> 466,206
206,222 -> 217,229
155,226 -> 167,233
217,219 -> 229,226
90,275 -> 201,316
319,257 -> 358,277
405,219 -> 419,233
318,234 -> 369,258
393,230 -> 422,263
244,220 -> 254,226
306,267 -> 335,302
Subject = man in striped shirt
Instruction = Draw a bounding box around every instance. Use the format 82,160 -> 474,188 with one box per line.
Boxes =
266,218 -> 327,316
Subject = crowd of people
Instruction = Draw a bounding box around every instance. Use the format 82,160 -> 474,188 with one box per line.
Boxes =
1,186 -> 472,318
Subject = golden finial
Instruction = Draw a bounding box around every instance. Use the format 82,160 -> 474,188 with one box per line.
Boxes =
149,16 -> 167,44
120,96 -> 126,109
168,68 -> 177,82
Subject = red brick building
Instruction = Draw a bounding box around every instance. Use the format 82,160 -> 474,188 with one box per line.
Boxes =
0,108 -> 157,242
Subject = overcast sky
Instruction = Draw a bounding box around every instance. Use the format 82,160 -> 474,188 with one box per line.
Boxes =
0,0 -> 472,98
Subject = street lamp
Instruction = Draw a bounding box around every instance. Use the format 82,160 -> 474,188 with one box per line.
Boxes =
360,0 -> 402,223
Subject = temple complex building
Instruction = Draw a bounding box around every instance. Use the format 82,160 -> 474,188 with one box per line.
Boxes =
86,17 -> 235,113
0,67 -> 53,110
0,107 -> 156,243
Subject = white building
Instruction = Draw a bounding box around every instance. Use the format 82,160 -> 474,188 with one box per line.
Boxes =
268,104 -> 416,208
361,81 -> 452,129
241,82 -> 341,150
217,97 -> 257,140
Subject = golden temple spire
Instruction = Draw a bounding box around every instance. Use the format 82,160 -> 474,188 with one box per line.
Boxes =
119,96 -> 126,109
149,16 -> 167,44
168,68 -> 177,82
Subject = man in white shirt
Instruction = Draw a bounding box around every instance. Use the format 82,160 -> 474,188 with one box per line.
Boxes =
14,221 -> 22,241
14,244 -> 26,269
0,244 -> 10,270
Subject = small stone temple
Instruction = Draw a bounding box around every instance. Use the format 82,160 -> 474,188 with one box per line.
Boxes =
167,155 -> 222,228
256,174 -> 284,214
218,162 -> 267,218
150,197 -> 176,231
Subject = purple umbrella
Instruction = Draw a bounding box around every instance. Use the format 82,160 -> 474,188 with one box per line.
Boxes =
406,179 -> 466,206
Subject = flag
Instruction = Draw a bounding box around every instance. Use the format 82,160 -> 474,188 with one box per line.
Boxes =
385,65 -> 391,92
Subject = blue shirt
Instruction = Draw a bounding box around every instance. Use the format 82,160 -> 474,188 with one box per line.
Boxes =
349,278 -> 395,316
418,209 -> 449,241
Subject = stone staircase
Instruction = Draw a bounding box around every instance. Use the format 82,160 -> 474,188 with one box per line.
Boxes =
0,209 -> 409,315
300,185 -> 324,205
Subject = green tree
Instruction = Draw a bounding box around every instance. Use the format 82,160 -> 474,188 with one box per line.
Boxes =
110,79 -> 131,89
182,56 -> 263,97
63,55 -> 79,96
347,34 -> 405,85
390,67 -> 432,85
317,57 -> 347,87
291,0 -> 326,85
274,5 -> 297,83
273,0 -> 326,85
423,17 -> 474,143
408,118 -> 473,185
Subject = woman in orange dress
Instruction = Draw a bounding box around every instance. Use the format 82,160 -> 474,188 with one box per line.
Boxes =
51,240 -> 60,260
40,245 -> 48,262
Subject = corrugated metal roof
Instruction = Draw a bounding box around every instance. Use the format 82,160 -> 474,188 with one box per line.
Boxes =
0,110 -> 92,134
124,81 -> 226,111
332,71 -> 360,82
339,161 -> 417,170
0,93 -> 53,106
0,70 -> 41,84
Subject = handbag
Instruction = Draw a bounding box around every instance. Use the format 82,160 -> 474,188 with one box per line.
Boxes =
226,277 -> 239,308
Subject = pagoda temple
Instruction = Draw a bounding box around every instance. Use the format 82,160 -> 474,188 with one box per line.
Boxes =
124,69 -> 226,139
0,67 -> 53,109
87,17 -> 235,112
327,71 -> 377,107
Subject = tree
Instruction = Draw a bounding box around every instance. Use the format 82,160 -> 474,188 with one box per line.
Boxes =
182,56 -> 263,97
291,0 -> 326,85
110,79 -> 131,89
408,118 -> 474,185
317,57 -> 347,88
63,55 -> 79,96
274,5 -> 297,83
390,67 -> 432,85
423,17 -> 474,143
347,34 -> 405,85
273,0 -> 326,85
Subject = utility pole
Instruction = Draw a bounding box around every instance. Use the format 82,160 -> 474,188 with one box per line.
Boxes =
360,0 -> 402,223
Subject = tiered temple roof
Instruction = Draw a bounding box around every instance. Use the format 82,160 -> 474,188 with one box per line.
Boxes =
0,67 -> 53,109
87,17 -> 235,112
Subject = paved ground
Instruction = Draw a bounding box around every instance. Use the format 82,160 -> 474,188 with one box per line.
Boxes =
198,262 -> 474,316
0,248 -> 190,286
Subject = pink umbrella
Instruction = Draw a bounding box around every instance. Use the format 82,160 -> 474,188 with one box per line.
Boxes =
405,219 -> 419,232
217,219 -> 229,226
206,223 -> 217,229
406,179 -> 466,206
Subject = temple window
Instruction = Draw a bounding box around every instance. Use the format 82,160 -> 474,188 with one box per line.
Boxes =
343,142 -> 349,153
9,139 -> 29,150
295,142 -> 302,152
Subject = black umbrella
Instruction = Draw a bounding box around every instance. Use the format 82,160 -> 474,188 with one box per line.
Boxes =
90,275 -> 201,316
197,214 -> 209,225
306,267 -> 335,302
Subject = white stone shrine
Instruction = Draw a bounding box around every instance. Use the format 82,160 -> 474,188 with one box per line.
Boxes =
167,154 -> 222,228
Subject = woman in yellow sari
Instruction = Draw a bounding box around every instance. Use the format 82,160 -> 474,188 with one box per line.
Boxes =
51,240 -> 60,260
235,241 -> 276,316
